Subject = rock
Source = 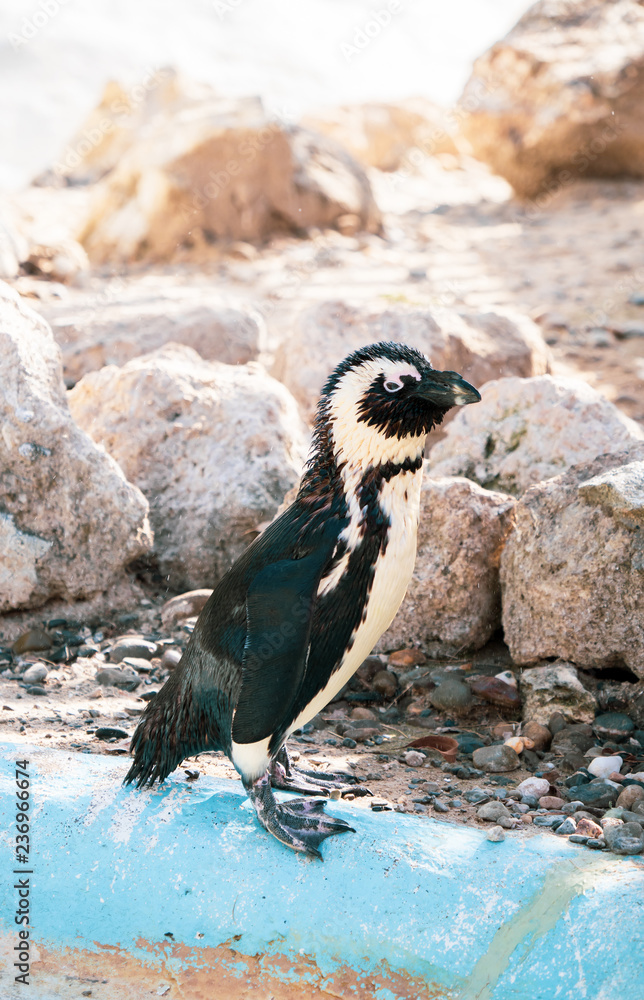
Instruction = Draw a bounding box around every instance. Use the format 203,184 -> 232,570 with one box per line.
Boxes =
94,727 -> 129,741
303,99 -> 459,172
469,676 -> 521,710
160,648 -> 183,672
350,707 -> 377,722
575,817 -> 603,839
454,733 -> 486,755
566,782 -> 619,810
372,670 -> 398,699
21,663 -> 48,684
388,648 -> 426,668
588,756 -> 623,780
380,477 -> 515,656
95,667 -> 140,692
12,629 -> 52,653
0,205 -> 29,279
458,0 -> 644,198
79,87 -> 381,262
428,376 -> 643,496
273,301 -> 550,424
486,825 -> 505,842
533,815 -> 565,829
593,712 -> 635,741
538,796 -> 565,810
618,785 -> 644,810
464,787 -> 490,805
69,344 -> 308,590
551,724 -> 596,757
579,462 -> 644,524
430,676 -> 474,715
472,745 -> 520,773
402,751 -> 425,768
0,281 -> 152,613
556,817 -> 577,836
548,712 -> 567,736
122,657 -> 156,674
522,721 -> 551,751
39,286 -> 269,386
477,800 -> 510,822
108,638 -> 158,662
161,590 -> 213,628
517,776 -> 550,799
519,664 -> 597,726
603,821 -> 644,856
501,449 -> 644,676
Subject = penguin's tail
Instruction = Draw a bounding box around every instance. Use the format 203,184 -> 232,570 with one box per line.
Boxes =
124,662 -> 226,788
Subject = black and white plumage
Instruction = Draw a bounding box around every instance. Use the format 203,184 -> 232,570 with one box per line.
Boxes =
125,342 -> 480,857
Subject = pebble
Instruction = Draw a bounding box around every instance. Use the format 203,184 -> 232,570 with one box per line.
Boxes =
588,756 -> 623,779
161,590 -> 212,628
486,825 -> 505,842
372,670 -> 398,698
618,785 -> 644,810
350,707 -> 377,721
341,738 -> 357,749
423,781 -> 441,794
472,745 -> 520,773
12,629 -> 52,654
22,663 -> 48,684
477,801 -> 510,823
566,782 -> 619,809
538,795 -> 565,810
586,838 -> 606,850
569,834 -> 588,844
548,712 -> 567,735
433,801 -> 449,813
522,721 -> 552,751
464,787 -> 490,805
25,685 -> 47,696
469,676 -> 520,710
89,687 -> 104,699
95,667 -> 141,692
402,751 -> 425,768
533,815 -> 565,829
161,648 -> 182,671
593,713 -> 634,740
556,817 -> 577,836
454,732 -> 486,754
109,638 -> 158,663
430,676 -> 473,715
94,727 -> 129,740
575,817 -> 603,838
551,724 -> 594,756
603,821 -> 644,856
562,800 -> 585,814
517,776 -> 550,799
122,656 -> 156,674
388,648 -> 425,668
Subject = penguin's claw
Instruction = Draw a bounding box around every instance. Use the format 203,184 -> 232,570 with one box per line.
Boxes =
272,746 -> 372,798
244,771 -> 354,859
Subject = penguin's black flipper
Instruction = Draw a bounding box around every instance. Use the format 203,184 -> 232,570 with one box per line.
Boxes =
232,539 -> 335,746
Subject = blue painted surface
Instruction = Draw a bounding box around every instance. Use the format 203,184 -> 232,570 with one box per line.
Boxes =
0,740 -> 643,999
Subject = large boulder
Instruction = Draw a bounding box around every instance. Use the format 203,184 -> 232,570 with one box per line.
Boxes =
459,0 -> 644,198
78,87 -> 381,262
37,285 -> 269,386
68,345 -> 309,590
0,282 -> 152,613
379,476 -> 516,656
500,447 -> 644,677
303,99 -> 458,172
271,301 -> 550,423
429,375 -> 644,495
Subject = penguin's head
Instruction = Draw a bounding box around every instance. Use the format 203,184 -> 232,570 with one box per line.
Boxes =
317,341 -> 480,467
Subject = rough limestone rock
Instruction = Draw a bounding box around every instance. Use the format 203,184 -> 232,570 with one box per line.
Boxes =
68,344 -> 308,590
303,99 -> 458,172
38,285 -> 268,385
0,281 -> 152,612
459,0 -> 644,198
378,476 -> 516,656
501,447 -> 644,676
0,203 -> 29,279
78,87 -> 381,262
272,301 -> 550,423
429,375 -> 644,495
519,662 -> 597,725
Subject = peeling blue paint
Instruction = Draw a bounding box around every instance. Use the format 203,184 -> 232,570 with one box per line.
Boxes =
0,741 -> 642,999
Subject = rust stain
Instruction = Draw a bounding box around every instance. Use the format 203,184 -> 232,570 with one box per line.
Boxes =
24,936 -> 455,1000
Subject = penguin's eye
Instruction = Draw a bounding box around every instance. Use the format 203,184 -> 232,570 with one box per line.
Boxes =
384,378 -> 403,393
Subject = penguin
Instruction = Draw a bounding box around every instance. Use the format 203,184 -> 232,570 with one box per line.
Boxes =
124,342 -> 480,857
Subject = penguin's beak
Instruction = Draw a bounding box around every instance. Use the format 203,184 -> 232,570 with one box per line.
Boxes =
416,369 -> 481,407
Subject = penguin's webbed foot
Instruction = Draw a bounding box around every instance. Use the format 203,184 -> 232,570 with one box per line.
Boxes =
244,771 -> 354,859
271,746 -> 372,798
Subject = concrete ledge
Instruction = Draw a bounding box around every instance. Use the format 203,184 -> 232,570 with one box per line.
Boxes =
0,741 -> 642,999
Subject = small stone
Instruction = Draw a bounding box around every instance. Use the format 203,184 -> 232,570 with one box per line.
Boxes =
593,712 -> 634,740
161,589 -> 212,628
556,817 -> 576,835
94,727 -> 129,740
161,648 -> 182,671
343,727 -> 381,743
618,784 -> 644,810
533,814 -> 565,829
478,801 -> 510,822
492,722 -> 515,740
454,732 -> 486,754
564,770 -> 590,788
350,706 -> 377,721
12,629 -> 52,654
402,751 -> 425,768
569,834 -> 588,844
517,776 -> 550,798
522,721 -> 552,751
25,685 -> 47,696
472,744 -> 520,773
539,795 -> 565,810
562,800 -> 584,815
588,756 -> 623,779
342,738 -> 357,749
109,638 -> 158,662
586,838 -> 606,849
370,799 -> 392,812
22,663 -> 49,684
89,687 -> 104,699
122,656 -> 156,674
486,825 -> 505,842
470,676 -> 521,710
548,712 -> 566,735
388,648 -> 425,668
95,667 -> 140,692
430,676 -> 473,715
551,724 -> 595,757
433,800 -> 449,813
520,814 -> 533,824
372,670 -> 398,698
568,783 -> 619,809
464,787 -> 490,805
603,821 -> 644,855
